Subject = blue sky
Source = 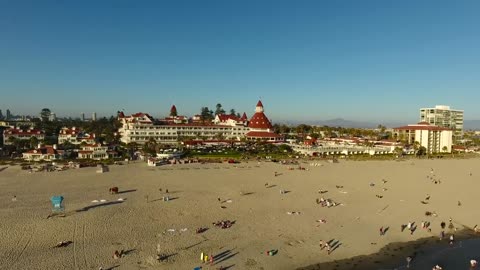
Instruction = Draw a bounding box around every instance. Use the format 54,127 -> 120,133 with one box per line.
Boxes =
1,0 -> 479,123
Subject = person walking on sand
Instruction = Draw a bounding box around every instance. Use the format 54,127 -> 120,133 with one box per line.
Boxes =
380,227 -> 384,236
449,234 -> 454,246
440,231 -> 445,240
326,244 -> 331,255
319,240 -> 324,249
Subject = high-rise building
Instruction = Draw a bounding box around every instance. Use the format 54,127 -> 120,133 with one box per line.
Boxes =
0,109 -> 3,119
81,113 -> 85,121
420,105 -> 463,140
49,113 -> 57,121
6,109 -> 11,120
92,112 -> 97,121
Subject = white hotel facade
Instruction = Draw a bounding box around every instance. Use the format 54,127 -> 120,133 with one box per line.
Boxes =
420,105 -> 464,139
118,101 -> 283,144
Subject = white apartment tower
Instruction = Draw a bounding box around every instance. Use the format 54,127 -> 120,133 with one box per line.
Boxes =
420,105 -> 463,140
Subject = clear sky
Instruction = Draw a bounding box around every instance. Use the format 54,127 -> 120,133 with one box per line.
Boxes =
1,0 -> 479,123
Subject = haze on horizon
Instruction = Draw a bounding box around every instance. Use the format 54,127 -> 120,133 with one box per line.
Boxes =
1,1 -> 480,123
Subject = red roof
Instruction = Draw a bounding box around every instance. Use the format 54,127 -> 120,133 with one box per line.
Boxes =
59,127 -> 82,135
131,112 -> 153,119
246,131 -> 282,138
248,112 -> 273,129
5,128 -> 44,135
217,114 -> 240,122
25,145 -> 59,155
170,105 -> 177,113
240,112 -> 248,121
118,111 -> 125,118
256,100 -> 263,107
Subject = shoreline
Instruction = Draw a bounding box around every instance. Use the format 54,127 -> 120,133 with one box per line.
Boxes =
297,230 -> 480,270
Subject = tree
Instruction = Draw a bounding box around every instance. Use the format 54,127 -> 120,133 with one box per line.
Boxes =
413,141 -> 421,154
215,103 -> 225,116
200,107 -> 214,122
416,146 -> 427,157
40,108 -> 51,122
229,109 -> 236,116
29,136 -> 39,149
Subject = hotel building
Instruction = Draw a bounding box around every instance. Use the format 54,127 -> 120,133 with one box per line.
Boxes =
392,122 -> 453,154
118,101 -> 284,144
419,105 -> 463,139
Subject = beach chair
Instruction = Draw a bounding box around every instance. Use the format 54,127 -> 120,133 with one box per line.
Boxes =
50,195 -> 65,213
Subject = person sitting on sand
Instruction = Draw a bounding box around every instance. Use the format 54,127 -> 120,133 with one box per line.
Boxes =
113,250 -> 122,259
473,225 -> 478,233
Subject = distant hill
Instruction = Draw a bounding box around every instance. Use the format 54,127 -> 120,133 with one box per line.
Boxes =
276,118 -> 480,130
277,118 -> 408,129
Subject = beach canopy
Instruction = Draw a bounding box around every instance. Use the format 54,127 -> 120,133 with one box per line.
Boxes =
50,196 -> 64,212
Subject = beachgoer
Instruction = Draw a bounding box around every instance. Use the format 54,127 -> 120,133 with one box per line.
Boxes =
449,234 -> 454,246
440,231 -> 445,240
166,189 -> 169,194
319,240 -> 324,249
406,256 -> 412,268
407,222 -> 412,230
401,224 -> 407,232
473,225 -> 478,233
380,227 -> 384,236
441,222 -> 446,229
12,195 -> 17,202
113,250 -> 121,259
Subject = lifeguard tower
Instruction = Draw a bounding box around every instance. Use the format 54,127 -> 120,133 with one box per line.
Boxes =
50,195 -> 65,215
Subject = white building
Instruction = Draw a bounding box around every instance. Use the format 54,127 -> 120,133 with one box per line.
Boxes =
58,127 -> 96,145
393,122 -> 453,154
77,144 -> 109,160
117,101 -> 284,144
23,144 -> 65,161
3,128 -> 45,145
118,113 -> 248,144
420,105 -> 463,139
213,113 -> 248,126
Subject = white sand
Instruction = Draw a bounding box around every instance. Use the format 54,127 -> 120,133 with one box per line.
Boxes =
0,158 -> 479,270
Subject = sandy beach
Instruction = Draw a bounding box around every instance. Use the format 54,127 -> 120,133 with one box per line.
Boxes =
0,158 -> 479,270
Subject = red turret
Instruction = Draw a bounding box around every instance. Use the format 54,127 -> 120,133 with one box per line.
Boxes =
170,105 -> 178,117
248,101 -> 273,130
